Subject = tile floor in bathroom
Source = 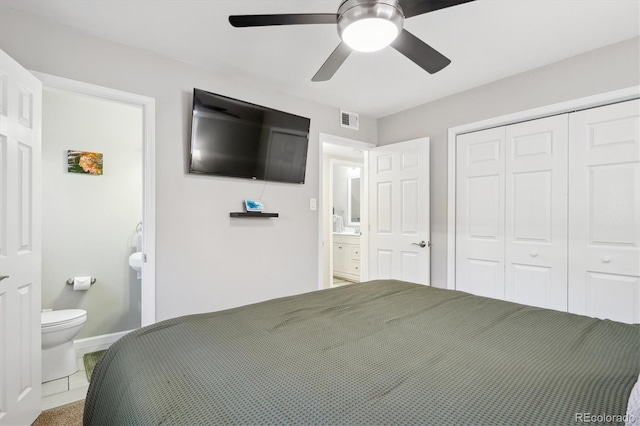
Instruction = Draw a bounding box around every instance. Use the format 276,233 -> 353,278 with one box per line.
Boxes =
41,353 -> 90,410
42,356 -> 89,396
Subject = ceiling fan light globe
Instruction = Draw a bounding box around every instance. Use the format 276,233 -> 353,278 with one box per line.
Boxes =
342,18 -> 399,52
337,0 -> 404,53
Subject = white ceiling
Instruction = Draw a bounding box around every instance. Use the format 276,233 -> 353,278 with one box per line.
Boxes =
4,0 -> 639,118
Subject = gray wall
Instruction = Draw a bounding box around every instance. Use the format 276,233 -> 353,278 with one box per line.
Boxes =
0,7 -> 376,322
377,37 -> 640,288
42,89 -> 142,338
2,6 -> 638,319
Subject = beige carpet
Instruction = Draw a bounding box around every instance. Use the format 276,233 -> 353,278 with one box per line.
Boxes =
32,400 -> 84,426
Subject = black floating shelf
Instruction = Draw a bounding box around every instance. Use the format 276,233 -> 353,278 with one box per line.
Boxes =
230,212 -> 279,218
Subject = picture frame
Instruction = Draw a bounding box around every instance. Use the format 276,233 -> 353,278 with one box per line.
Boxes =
67,150 -> 103,175
244,199 -> 264,212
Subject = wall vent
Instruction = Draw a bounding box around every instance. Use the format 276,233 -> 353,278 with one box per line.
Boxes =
340,110 -> 359,130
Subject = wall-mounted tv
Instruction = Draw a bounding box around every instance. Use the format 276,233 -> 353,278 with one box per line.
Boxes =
189,88 -> 311,184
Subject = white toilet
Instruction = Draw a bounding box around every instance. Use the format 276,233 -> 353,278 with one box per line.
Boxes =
41,309 -> 87,382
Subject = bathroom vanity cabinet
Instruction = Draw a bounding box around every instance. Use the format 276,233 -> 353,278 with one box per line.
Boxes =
333,234 -> 360,282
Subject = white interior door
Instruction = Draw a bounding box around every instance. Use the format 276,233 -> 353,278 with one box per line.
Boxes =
568,99 -> 640,323
455,127 -> 505,298
369,138 -> 430,285
0,50 -> 42,426
504,115 -> 568,311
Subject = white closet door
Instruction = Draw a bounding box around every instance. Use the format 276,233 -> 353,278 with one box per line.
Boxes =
568,99 -> 640,323
504,115 -> 568,311
455,127 -> 505,298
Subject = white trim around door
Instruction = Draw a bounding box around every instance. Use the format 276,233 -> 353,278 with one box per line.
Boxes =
31,71 -> 157,326
446,85 -> 640,290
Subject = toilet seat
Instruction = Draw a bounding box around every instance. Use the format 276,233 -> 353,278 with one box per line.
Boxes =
42,309 -> 87,328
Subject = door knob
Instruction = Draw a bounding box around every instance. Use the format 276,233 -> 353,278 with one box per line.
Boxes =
0,275 -> 9,282
411,241 -> 427,248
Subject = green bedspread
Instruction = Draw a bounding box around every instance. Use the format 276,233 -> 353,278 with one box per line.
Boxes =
84,280 -> 639,425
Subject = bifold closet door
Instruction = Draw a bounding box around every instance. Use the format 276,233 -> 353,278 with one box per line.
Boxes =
504,115 -> 568,311
568,99 -> 640,323
455,127 -> 505,299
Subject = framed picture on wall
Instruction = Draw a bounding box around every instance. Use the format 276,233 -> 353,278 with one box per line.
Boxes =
67,150 -> 104,175
244,199 -> 264,212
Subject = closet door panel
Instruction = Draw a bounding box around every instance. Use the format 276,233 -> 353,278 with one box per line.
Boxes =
583,272 -> 639,324
455,127 -> 505,299
504,115 -> 568,311
568,99 -> 640,323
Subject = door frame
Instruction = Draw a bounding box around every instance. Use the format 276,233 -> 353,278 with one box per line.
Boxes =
446,85 -> 640,290
32,71 -> 157,326
318,133 -> 375,290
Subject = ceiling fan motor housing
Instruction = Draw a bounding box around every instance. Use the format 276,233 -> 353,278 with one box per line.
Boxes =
337,0 -> 405,52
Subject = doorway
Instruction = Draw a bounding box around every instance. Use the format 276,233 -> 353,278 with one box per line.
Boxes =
318,133 -> 375,290
330,158 -> 364,286
33,72 -> 156,327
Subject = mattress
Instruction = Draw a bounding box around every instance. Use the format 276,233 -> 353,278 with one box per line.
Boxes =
84,280 -> 639,425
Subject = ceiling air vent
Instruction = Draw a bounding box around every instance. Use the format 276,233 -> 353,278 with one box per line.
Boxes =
340,110 -> 359,131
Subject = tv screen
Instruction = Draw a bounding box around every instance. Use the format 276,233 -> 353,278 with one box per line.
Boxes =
189,88 -> 311,184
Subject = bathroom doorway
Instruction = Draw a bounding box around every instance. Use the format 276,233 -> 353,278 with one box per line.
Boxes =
319,133 -> 374,290
35,72 -> 156,332
330,159 -> 363,286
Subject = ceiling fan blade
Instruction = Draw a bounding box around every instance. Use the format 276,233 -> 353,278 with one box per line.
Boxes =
399,0 -> 475,19
391,29 -> 451,74
312,42 -> 352,82
229,14 -> 337,27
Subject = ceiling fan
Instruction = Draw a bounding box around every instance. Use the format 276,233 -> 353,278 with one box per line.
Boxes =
229,0 -> 475,82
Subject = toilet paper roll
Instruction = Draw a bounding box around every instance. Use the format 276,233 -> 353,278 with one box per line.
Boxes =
73,276 -> 92,291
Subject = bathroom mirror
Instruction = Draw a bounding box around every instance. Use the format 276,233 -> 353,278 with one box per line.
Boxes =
348,176 -> 360,224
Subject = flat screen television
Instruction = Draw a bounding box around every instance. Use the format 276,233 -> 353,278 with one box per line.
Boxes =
189,88 -> 311,184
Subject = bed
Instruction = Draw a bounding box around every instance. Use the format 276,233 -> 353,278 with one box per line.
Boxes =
84,280 -> 639,425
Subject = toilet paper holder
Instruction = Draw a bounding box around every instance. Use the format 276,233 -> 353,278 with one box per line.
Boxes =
66,277 -> 97,286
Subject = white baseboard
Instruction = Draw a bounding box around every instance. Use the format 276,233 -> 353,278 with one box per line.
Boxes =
73,329 -> 135,357
42,384 -> 89,411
